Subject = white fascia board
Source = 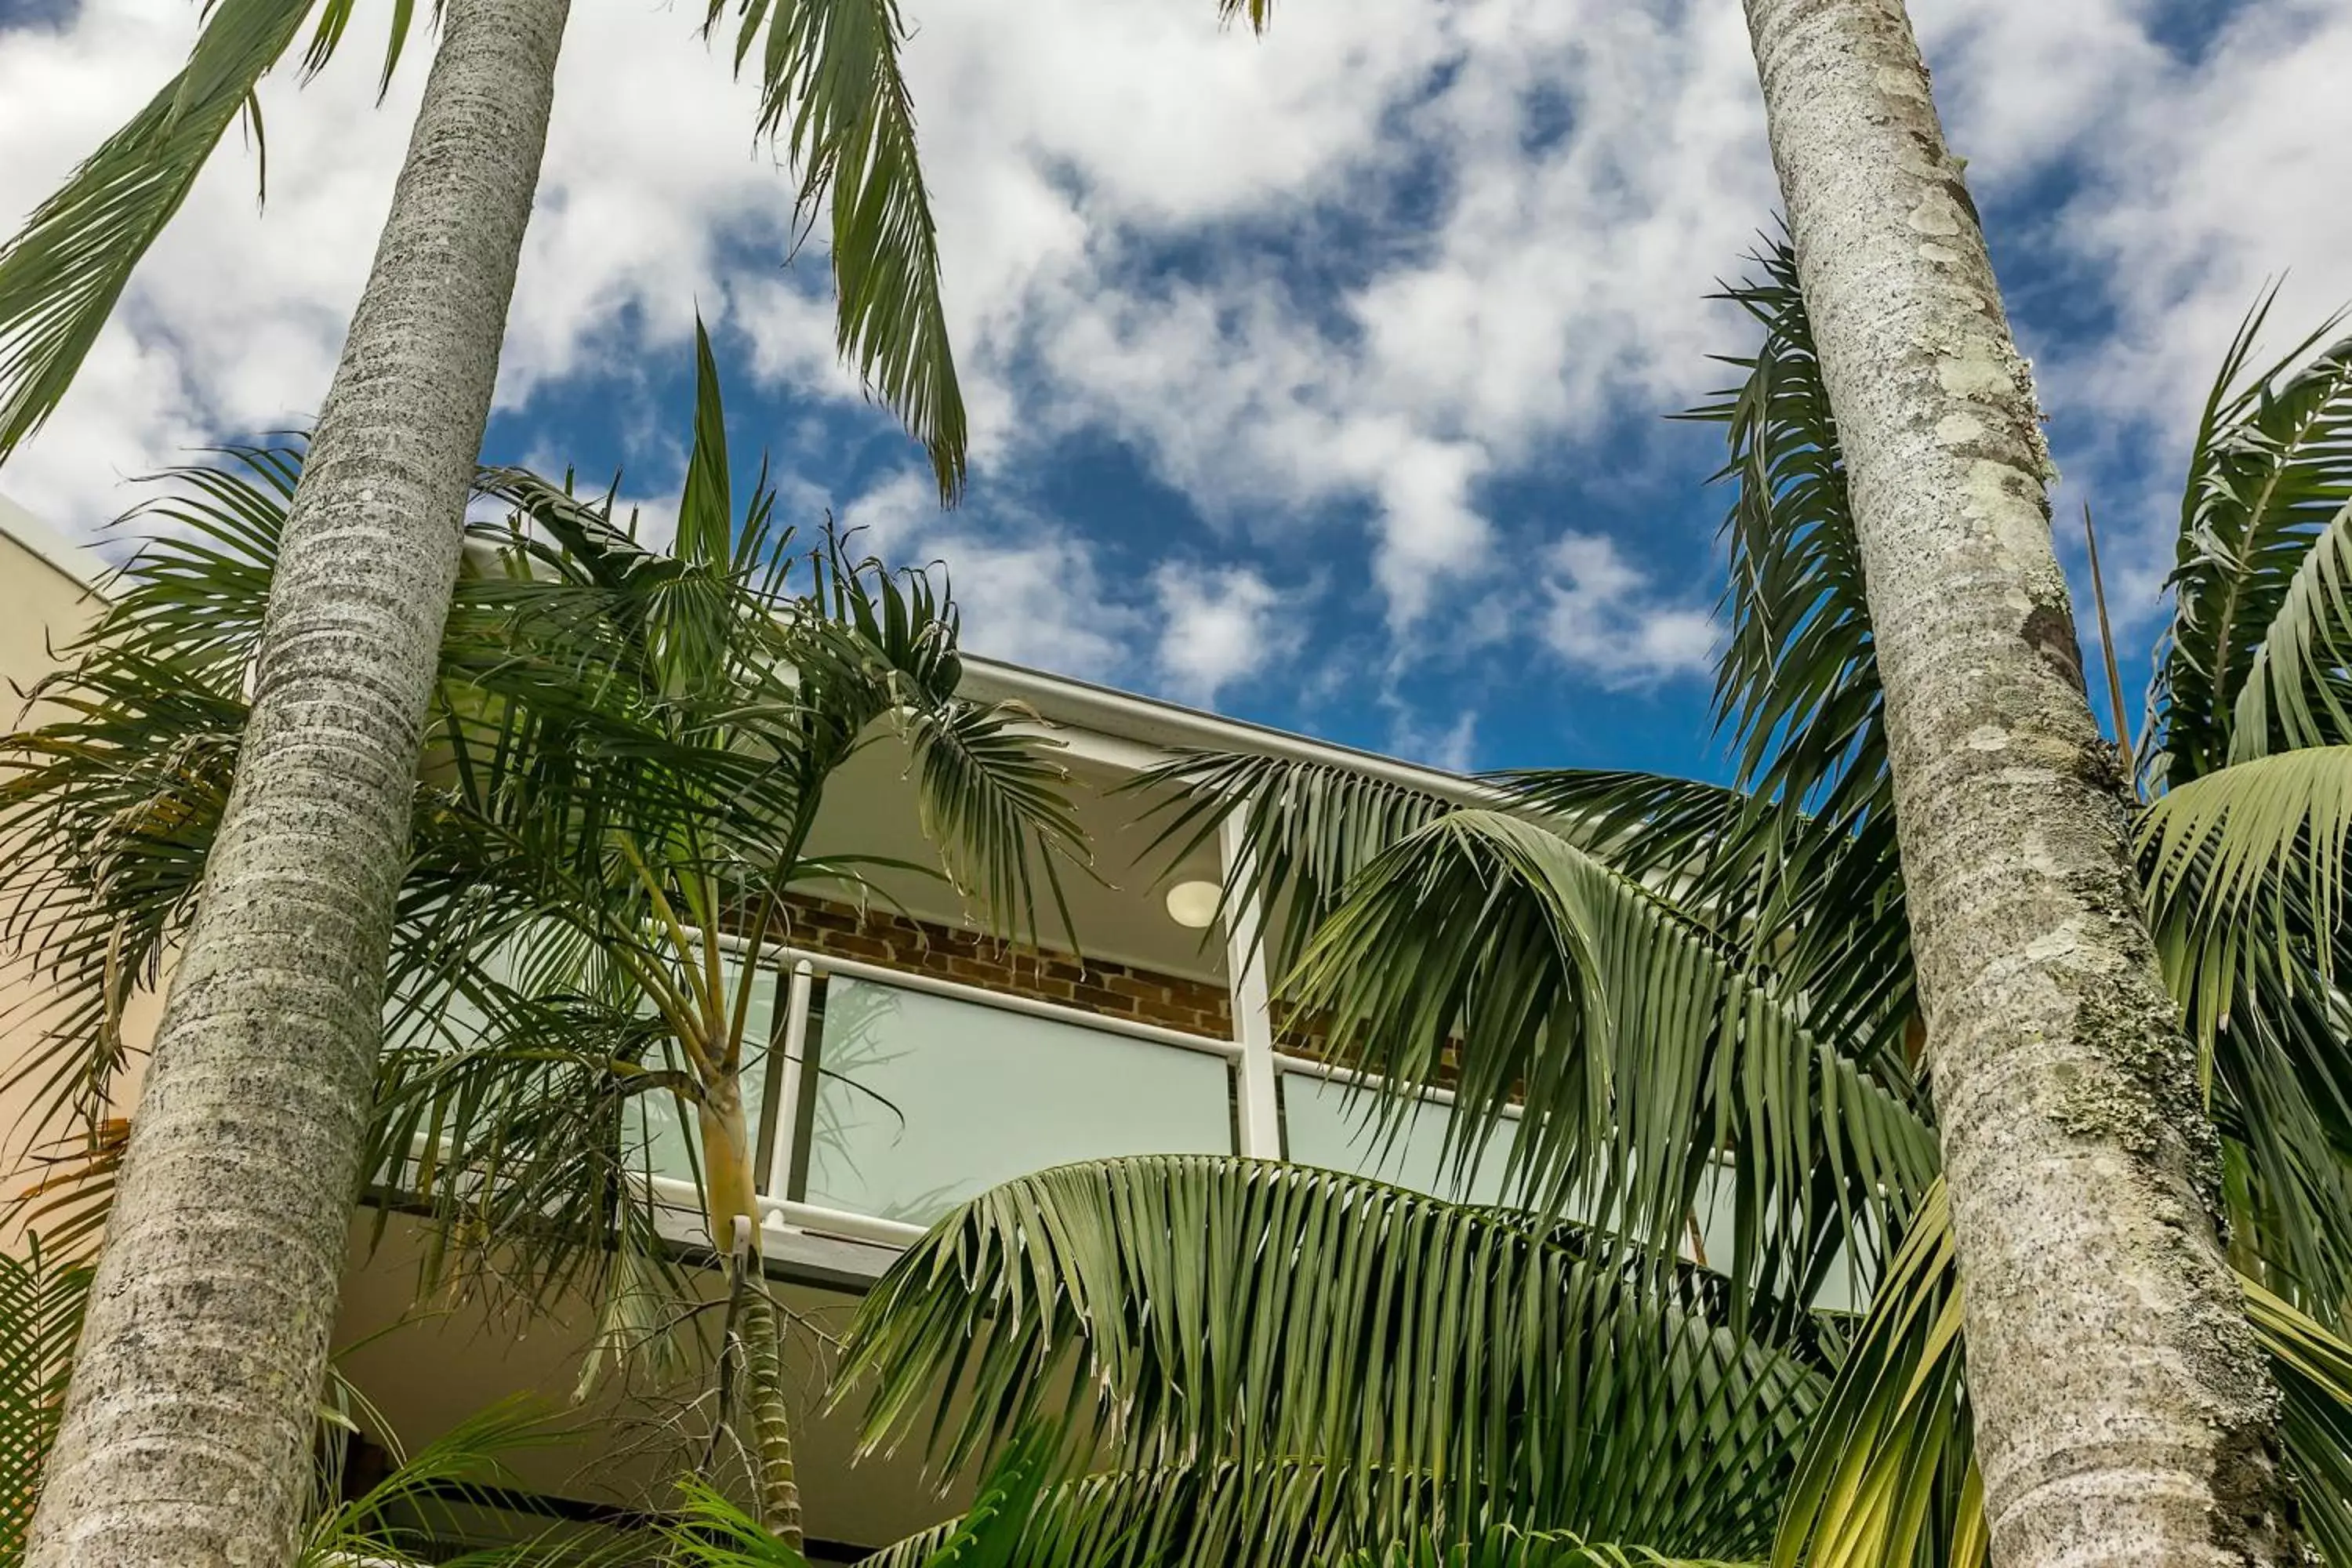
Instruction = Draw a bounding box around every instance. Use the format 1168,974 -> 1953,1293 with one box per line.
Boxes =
958,652 -> 1486,801
0,492 -> 108,594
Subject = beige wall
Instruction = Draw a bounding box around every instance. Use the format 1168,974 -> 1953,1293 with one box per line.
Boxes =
0,503 -> 160,1249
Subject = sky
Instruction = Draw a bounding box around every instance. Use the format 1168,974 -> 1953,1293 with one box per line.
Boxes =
1,0 -> 2348,782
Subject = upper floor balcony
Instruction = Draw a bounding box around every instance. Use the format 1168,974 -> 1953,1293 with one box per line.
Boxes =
611,656 -> 1530,1279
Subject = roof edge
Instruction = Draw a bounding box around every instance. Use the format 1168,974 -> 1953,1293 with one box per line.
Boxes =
0,494 -> 107,593
956,653 -> 1479,801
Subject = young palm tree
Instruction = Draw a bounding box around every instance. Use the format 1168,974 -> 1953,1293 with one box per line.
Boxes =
0,331 -> 1083,1551
364,325 -> 1083,1544
0,2 -> 964,1559
816,256 -> 2352,1568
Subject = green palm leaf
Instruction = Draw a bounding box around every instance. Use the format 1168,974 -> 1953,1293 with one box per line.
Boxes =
706,0 -> 967,499
0,1240 -> 93,1566
1769,1183 -> 1978,1568
1133,750 -> 1461,978
2151,295 -> 2352,786
861,1472 -> 1758,1568
669,1424 -> 1064,1568
0,0 -> 422,461
2232,499 -> 2352,760
1672,239 -> 1909,1061
1781,1183 -> 2352,1568
1359,1528 -> 1751,1568
298,1396 -> 575,1568
1279,808 -> 1935,1313
851,1457 -> 1439,1568
2138,745 -> 2352,1040
836,1156 -> 1824,1563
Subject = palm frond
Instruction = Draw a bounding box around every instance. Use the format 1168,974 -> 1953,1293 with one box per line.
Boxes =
857,1459 -> 1424,1568
2231,499 -> 2352,760
2209,977 -> 2352,1313
0,0 -> 424,461
1132,750 -> 1461,979
2138,745 -> 2352,1041
299,1396 -> 575,1568
1776,1183 -> 2352,1568
1770,1182 -> 1979,1568
1668,238 -> 1910,1061
1486,770 -> 1911,1073
1282,808 -> 1935,1313
1358,1528 -> 1752,1568
804,538 -> 1089,945
0,1239 -> 93,1565
706,0 -> 966,499
2151,295 -> 2352,786
2243,1279 -> 2352,1565
0,451 -> 287,1143
862,1467 -> 1756,1568
836,1156 -> 1824,1563
668,1422 -> 1064,1567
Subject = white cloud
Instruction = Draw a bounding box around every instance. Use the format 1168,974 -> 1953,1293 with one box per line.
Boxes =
1385,708 -> 1479,774
834,468 -> 1138,679
1540,532 -> 1715,688
6,0 -> 2352,723
1149,561 -> 1304,705
1915,2 -> 2352,621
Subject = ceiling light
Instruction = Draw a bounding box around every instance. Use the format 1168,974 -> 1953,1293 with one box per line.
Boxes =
1163,880 -> 1221,930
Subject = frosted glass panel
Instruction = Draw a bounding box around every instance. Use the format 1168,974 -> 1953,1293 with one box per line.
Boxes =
804,977 -> 1236,1225
1279,1069 -> 1520,1205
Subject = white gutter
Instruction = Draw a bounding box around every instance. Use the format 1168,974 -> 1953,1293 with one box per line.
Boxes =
0,493 -> 108,593
957,652 -> 1486,804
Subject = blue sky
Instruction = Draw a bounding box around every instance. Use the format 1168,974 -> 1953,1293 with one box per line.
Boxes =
4,0 -> 2350,783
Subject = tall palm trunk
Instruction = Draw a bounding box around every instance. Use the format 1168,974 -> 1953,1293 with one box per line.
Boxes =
23,2 -> 570,1563
1740,3 -> 2290,1564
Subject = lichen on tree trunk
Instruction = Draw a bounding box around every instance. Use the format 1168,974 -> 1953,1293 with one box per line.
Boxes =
21,2 -> 572,1563
1740,0 -> 2293,1563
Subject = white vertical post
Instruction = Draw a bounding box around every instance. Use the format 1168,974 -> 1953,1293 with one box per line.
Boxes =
1220,812 -> 1284,1160
764,960 -> 815,1200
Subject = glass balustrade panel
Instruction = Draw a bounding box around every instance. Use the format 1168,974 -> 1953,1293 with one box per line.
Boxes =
801,975 -> 1236,1227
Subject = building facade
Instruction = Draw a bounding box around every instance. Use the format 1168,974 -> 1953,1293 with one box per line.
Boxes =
0,501 -> 1519,1559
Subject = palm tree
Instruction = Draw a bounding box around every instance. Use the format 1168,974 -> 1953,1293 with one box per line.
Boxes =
1733,1 -> 2295,1561
0,329 -> 1085,1550
813,250 -> 2352,1568
0,2 -> 965,1558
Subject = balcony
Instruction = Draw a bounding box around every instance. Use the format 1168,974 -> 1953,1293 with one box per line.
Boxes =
637,934 -> 1529,1268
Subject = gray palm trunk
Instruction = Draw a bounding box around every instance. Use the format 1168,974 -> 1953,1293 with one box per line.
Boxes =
1740,2 -> 2291,1563
22,2 -> 570,1562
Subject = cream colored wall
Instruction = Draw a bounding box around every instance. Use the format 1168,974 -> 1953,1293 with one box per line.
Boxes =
0,502 -> 161,1249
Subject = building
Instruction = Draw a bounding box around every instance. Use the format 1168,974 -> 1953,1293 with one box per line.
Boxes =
0,498 -> 1526,1560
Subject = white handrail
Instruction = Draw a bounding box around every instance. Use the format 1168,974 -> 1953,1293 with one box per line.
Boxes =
766,1199 -> 926,1249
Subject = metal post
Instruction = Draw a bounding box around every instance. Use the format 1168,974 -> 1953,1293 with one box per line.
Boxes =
764,960 -> 815,1201
1220,813 -> 1284,1159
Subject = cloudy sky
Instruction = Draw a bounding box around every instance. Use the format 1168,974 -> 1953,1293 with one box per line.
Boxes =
1,0 -> 2347,780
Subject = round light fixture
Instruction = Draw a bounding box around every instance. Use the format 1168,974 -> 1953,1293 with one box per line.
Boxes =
1163,880 -> 1222,930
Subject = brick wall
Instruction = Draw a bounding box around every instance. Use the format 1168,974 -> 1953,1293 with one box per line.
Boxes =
779,896 -> 1232,1040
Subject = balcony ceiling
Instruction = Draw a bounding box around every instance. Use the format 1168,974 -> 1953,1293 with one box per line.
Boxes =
800,739 -> 1227,982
